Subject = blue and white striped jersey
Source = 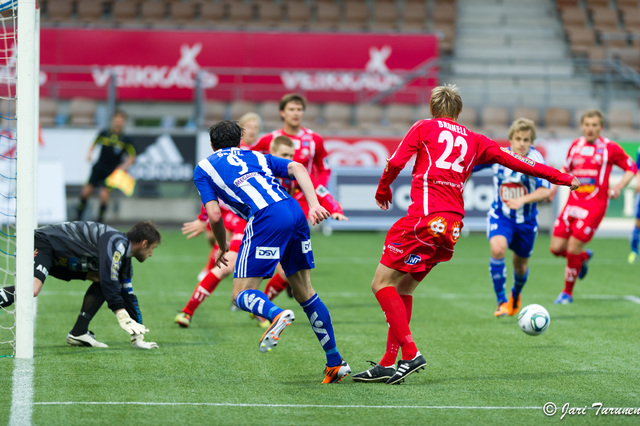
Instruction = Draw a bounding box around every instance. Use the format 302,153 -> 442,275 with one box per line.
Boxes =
194,147 -> 292,221
482,147 -> 550,224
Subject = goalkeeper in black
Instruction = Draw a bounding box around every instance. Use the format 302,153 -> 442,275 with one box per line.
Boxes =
0,221 -> 161,349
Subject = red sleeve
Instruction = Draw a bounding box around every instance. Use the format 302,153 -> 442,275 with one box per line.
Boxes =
477,135 -> 574,186
316,185 -> 343,214
610,142 -> 639,174
376,121 -> 422,202
251,134 -> 273,154
197,204 -> 208,222
313,134 -> 331,187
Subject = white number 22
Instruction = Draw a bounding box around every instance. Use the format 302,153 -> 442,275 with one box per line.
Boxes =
435,130 -> 467,173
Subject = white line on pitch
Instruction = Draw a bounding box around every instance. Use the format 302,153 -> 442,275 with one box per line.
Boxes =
34,401 -> 540,410
623,295 -> 640,304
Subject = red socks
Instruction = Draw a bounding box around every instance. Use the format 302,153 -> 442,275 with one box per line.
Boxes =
205,244 -> 219,271
182,271 -> 222,316
264,274 -> 289,300
375,287 -> 417,363
380,294 -> 413,367
563,253 -> 581,296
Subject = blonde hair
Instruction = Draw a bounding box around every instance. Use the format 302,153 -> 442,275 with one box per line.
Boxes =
508,117 -> 537,142
238,112 -> 262,128
270,135 -> 294,153
429,84 -> 463,120
580,109 -> 604,126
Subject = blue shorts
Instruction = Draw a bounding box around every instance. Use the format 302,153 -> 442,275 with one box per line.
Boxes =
635,192 -> 640,220
487,214 -> 538,258
235,198 -> 314,279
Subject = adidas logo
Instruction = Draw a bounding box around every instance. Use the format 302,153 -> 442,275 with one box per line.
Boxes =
129,134 -> 193,181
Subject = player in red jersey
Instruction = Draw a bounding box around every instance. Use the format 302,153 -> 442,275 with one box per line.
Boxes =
548,109 -> 638,305
351,85 -> 579,385
251,93 -> 331,187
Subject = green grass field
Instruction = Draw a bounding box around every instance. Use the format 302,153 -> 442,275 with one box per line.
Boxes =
2,229 -> 639,425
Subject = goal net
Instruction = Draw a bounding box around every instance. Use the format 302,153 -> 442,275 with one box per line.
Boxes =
0,0 -> 38,359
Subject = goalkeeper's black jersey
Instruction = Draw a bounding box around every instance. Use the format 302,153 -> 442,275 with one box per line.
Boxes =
35,221 -> 133,312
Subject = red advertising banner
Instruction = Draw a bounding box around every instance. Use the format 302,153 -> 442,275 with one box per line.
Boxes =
36,29 -> 439,103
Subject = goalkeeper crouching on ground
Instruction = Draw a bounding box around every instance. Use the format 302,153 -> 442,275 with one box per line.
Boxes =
0,220 -> 161,349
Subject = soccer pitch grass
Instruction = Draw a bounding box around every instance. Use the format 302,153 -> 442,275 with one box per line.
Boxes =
2,229 -> 639,425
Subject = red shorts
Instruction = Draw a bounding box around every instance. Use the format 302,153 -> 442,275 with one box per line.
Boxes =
552,202 -> 606,243
380,212 -> 463,281
229,218 -> 247,253
223,210 -> 243,233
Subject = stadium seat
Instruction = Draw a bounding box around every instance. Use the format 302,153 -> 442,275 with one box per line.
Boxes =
303,103 -> 321,129
321,102 -> 353,131
170,1 -> 196,27
481,106 -> 510,134
555,0 -> 581,9
565,27 -> 597,56
457,105 -> 478,128
401,1 -> 428,31
282,0 -> 311,30
203,101 -> 227,125
354,104 -> 385,133
544,107 -> 572,131
311,1 -> 341,30
513,107 -> 541,125
341,0 -> 370,31
77,0 -> 105,25
613,47 -> 640,69
618,0 -> 640,9
598,29 -> 629,48
584,0 -> 610,8
69,98 -> 97,127
386,103 -> 416,132
370,1 -> 399,31
432,3 -> 457,25
255,0 -> 284,28
588,46 -> 607,73
621,8 -> 640,32
141,1 -> 168,27
560,7 -> 588,27
225,1 -> 255,28
590,8 -> 620,32
432,23 -> 456,55
43,0 -> 74,24
258,101 -> 281,131
607,108 -> 636,130
230,101 -> 258,121
199,2 -> 225,26
113,1 -> 140,27
39,98 -> 58,127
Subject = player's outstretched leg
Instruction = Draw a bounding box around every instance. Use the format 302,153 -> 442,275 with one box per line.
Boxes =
508,268 -> 528,316
630,225 -> 640,263
299,292 -> 351,383
578,249 -> 593,279
490,257 -> 508,317
234,288 -> 292,352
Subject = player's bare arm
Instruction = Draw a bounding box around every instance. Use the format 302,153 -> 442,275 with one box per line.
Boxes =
204,200 -> 229,267
608,170 -> 636,199
505,186 -> 552,210
181,218 -> 207,239
288,161 -> 330,225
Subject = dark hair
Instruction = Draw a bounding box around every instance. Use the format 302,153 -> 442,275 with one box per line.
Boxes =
127,221 -> 161,245
279,93 -> 306,111
209,120 -> 243,151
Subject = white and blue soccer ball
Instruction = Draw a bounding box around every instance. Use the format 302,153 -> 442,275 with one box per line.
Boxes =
517,304 -> 550,336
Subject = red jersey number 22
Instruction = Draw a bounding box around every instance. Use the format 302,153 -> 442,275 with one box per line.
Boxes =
436,130 -> 467,173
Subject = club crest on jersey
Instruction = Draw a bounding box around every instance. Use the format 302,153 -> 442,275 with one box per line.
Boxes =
499,182 -> 528,201
256,247 -> 280,259
427,216 -> 447,237
404,254 -> 421,265
450,221 -> 462,243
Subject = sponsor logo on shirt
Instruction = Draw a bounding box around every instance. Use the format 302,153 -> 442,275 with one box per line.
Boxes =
499,182 -> 528,202
256,247 -> 280,259
502,147 -> 535,166
387,244 -> 404,255
404,254 -> 421,265
111,251 -> 121,280
302,240 -> 312,254
580,146 -> 595,156
234,172 -> 259,186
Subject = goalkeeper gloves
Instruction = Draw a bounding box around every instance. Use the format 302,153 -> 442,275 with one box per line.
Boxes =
131,334 -> 159,350
116,310 -> 149,335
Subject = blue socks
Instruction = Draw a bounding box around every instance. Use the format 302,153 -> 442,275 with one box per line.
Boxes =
301,293 -> 341,367
512,268 -> 529,298
235,289 -> 282,321
490,257 -> 507,304
631,226 -> 640,254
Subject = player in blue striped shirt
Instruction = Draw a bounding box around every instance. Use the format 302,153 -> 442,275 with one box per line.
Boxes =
194,120 -> 350,383
474,118 -> 551,317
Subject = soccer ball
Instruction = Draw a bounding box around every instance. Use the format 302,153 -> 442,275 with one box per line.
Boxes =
517,304 -> 550,336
